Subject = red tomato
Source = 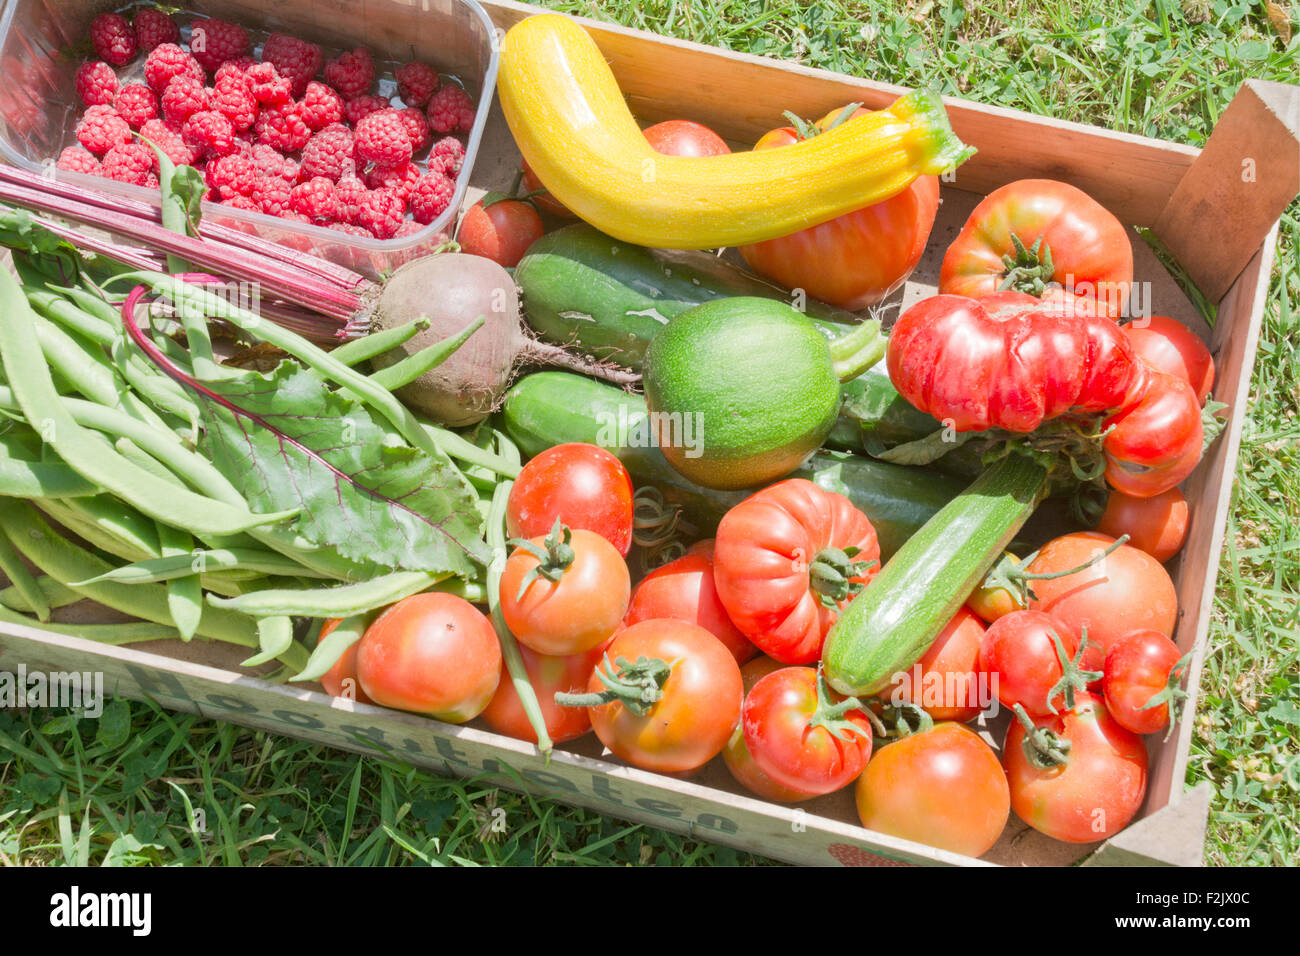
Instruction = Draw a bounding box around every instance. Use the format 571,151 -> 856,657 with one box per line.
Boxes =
642,119 -> 731,157
625,549 -> 755,665
855,722 -> 1009,857
739,104 -> 939,310
355,592 -> 501,722
723,656 -> 817,802
318,617 -> 375,705
713,479 -> 880,665
742,666 -> 874,795
1096,487 -> 1190,563
1003,692 -> 1148,843
1123,315 -> 1215,404
1027,532 -> 1177,671
967,551 -> 1026,623
979,610 -> 1092,716
479,641 -> 608,744
507,443 -> 635,556
584,619 -> 743,773
520,158 -> 575,219
887,292 -> 1138,433
500,525 -> 630,656
940,179 -> 1134,318
457,198 -> 544,268
885,607 -> 987,722
1103,630 -> 1188,736
1103,365 -> 1203,499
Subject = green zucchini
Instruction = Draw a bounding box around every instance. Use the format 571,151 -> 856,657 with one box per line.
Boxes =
821,454 -> 1050,697
497,371 -> 965,557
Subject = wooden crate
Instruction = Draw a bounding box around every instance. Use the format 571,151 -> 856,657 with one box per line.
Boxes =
1,0 -> 1297,866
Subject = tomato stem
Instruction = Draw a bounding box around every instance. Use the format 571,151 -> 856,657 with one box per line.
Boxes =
1044,628 -> 1103,714
808,545 -> 876,609
1139,649 -> 1192,742
807,669 -> 874,743
997,232 -> 1057,297
508,518 -> 576,601
980,533 -> 1130,608
829,317 -> 886,383
554,654 -> 673,716
1013,703 -> 1071,769
873,700 -> 935,739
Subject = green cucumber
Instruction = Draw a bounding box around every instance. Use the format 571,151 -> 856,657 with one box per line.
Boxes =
821,454 -> 1050,697
514,223 -> 863,370
497,371 -> 965,558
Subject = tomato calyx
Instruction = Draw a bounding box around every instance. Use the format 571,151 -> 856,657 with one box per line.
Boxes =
809,545 -> 877,609
555,653 -> 675,716
828,318 -> 887,382
978,534 -> 1130,609
871,700 -> 935,740
1012,703 -> 1072,769
780,101 -> 863,141
1139,649 -> 1192,742
1045,629 -> 1104,715
807,669 -> 877,744
996,233 -> 1058,297
508,519 -> 576,599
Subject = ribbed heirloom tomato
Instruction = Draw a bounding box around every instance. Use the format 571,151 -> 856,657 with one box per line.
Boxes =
1122,315 -> 1215,404
354,592 -> 501,722
713,479 -> 879,665
940,179 -> 1134,318
574,619 -> 743,774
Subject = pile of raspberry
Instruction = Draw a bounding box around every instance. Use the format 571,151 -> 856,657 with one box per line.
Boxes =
58,8 -> 477,240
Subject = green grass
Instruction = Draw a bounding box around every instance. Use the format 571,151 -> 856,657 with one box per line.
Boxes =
2,0 -> 1297,866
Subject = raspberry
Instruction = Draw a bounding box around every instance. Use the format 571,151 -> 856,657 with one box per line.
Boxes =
140,118 -> 198,166
430,136 -> 466,177
254,101 -> 311,152
183,110 -> 237,159
395,62 -> 439,108
364,161 -> 420,203
56,146 -> 102,176
329,223 -> 372,238
214,58 -> 256,85
334,176 -> 369,223
300,126 -> 354,181
299,81 -> 345,131
205,154 -> 258,199
144,44 -> 203,93
396,108 -> 432,154
250,143 -> 293,181
101,142 -> 156,185
355,187 -> 405,239
189,19 -> 249,74
251,175 -> 293,216
426,84 -> 475,134
160,75 -> 209,125
75,61 -> 118,107
409,169 -> 454,225
344,94 -> 389,126
113,83 -> 158,128
90,13 -> 137,67
262,34 -> 323,98
244,62 -> 292,105
323,48 -> 374,101
290,176 -> 341,222
212,73 -> 258,131
354,110 -> 412,167
220,195 -> 260,212
76,106 -> 132,156
133,8 -> 179,53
